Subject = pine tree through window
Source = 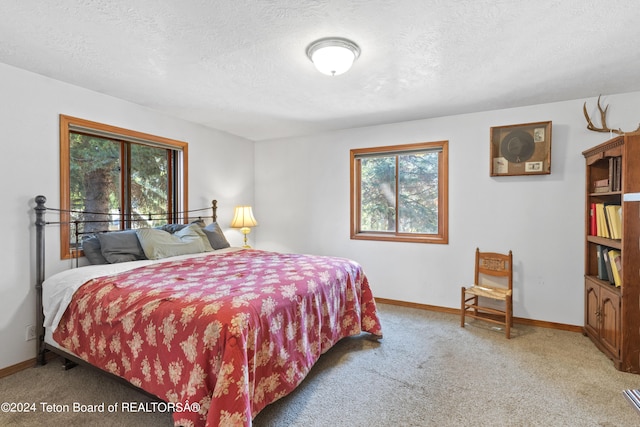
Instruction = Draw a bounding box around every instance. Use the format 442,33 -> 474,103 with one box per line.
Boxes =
60,115 -> 188,259
350,141 -> 448,244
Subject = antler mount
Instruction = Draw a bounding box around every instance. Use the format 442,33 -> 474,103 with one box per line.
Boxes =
583,95 -> 640,135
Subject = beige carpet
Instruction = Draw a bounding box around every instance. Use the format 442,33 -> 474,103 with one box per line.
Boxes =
2,303 -> 640,426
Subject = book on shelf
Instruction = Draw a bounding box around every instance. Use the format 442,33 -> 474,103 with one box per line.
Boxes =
593,186 -> 611,193
592,203 -> 621,239
612,156 -> 622,192
592,157 -> 622,193
596,245 -> 609,282
595,203 -> 610,238
594,178 -> 610,192
608,249 -> 622,287
609,157 -> 615,192
602,248 -> 615,286
605,156 -> 622,192
605,204 -> 622,240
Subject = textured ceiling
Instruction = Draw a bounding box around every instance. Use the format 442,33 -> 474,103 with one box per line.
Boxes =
2,1 -> 640,141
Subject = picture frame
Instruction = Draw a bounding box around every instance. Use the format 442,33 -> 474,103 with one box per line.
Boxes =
490,121 -> 552,176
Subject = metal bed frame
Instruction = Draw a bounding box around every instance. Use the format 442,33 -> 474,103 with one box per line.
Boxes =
34,194 -> 218,368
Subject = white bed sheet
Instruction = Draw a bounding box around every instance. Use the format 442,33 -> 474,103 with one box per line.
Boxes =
42,247 -> 242,332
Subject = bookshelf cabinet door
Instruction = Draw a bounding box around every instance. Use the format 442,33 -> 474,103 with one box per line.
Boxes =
585,280 -> 600,337
599,285 -> 620,357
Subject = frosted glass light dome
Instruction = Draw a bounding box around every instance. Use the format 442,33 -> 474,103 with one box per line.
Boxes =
306,38 -> 361,76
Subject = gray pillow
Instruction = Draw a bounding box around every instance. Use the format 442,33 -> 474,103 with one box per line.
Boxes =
98,230 -> 147,263
156,223 -> 188,234
203,222 -> 230,249
82,236 -> 108,265
136,224 -> 206,260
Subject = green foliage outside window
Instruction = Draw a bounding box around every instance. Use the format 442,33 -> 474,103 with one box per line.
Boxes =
359,151 -> 439,234
69,132 -> 171,236
351,140 -> 448,244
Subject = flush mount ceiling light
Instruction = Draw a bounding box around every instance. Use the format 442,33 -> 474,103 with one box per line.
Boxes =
306,37 -> 361,76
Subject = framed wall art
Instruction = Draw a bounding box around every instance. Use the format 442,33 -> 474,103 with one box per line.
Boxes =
490,121 -> 552,176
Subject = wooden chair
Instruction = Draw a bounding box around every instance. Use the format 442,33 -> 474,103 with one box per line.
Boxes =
461,248 -> 513,338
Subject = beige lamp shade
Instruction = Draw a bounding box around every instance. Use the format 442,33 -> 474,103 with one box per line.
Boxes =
231,206 -> 258,248
230,206 -> 258,228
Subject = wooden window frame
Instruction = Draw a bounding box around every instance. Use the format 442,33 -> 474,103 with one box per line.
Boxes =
59,114 -> 189,259
350,140 -> 449,244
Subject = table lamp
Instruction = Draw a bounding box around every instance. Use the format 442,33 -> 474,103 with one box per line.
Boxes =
230,206 -> 258,248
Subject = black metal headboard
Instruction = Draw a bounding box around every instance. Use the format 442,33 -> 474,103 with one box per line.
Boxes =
33,195 -> 219,364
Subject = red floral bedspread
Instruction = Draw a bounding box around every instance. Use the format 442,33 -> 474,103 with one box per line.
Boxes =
53,250 -> 382,426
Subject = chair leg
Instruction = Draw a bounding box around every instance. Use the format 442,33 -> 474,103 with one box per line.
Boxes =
510,299 -> 514,327
460,287 -> 466,328
505,296 -> 512,339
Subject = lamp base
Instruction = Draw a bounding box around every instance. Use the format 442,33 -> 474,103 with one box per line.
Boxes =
240,227 -> 252,248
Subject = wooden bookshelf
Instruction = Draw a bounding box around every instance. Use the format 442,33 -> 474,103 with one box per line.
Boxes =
582,132 -> 640,373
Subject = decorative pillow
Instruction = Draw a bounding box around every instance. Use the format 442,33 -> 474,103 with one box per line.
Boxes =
190,224 -> 215,252
156,219 -> 206,234
203,222 -> 231,250
136,224 -> 207,260
97,230 -> 147,264
156,220 -> 213,251
82,235 -> 108,265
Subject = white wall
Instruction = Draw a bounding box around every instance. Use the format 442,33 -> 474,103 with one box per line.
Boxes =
0,63 -> 255,370
255,91 -> 640,327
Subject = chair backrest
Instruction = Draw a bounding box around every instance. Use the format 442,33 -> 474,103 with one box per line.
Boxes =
474,248 -> 513,291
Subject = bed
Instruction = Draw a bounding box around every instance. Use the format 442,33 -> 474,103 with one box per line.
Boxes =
34,195 -> 383,427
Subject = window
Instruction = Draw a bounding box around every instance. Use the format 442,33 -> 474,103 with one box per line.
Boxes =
350,140 -> 448,244
60,115 -> 188,259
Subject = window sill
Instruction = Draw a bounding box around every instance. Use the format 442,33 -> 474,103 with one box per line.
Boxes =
351,232 -> 448,244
